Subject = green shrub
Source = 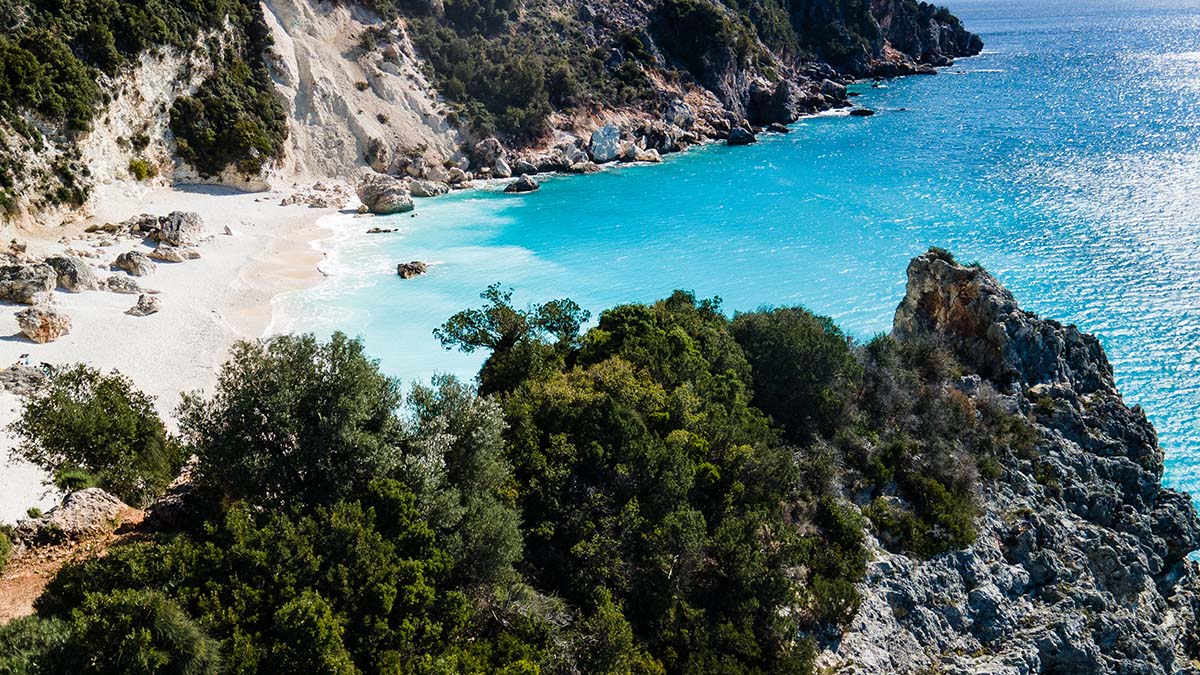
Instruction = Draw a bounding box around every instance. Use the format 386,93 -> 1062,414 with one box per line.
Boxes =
169,49 -> 287,177
127,158 -> 154,181
0,615 -> 73,675
179,333 -> 404,510
9,365 -> 185,507
59,589 -> 221,675
732,306 -> 861,443
0,527 -> 11,571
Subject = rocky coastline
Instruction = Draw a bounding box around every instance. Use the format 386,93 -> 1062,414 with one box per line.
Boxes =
814,250 -> 1200,674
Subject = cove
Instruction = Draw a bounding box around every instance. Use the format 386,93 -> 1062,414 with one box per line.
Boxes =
277,0 -> 1200,497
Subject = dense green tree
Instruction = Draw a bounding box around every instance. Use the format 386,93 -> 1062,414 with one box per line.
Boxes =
9,365 -> 184,507
400,376 -> 523,585
731,306 -> 860,443
435,283 -> 589,394
179,333 -> 403,510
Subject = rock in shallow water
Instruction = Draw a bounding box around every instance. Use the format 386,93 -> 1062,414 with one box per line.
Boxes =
397,261 -> 428,279
504,175 -> 540,193
726,127 -> 757,145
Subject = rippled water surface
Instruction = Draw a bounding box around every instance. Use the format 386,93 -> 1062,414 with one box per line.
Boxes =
279,0 -> 1200,495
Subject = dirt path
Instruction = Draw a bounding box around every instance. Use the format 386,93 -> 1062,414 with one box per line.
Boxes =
0,507 -> 144,625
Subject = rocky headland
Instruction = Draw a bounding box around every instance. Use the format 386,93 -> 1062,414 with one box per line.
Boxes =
815,249 -> 1200,674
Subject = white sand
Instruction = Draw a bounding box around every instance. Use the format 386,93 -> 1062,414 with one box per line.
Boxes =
0,184 -> 337,523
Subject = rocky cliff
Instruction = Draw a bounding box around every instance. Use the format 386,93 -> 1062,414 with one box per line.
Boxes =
0,0 -> 981,227
817,249 -> 1200,674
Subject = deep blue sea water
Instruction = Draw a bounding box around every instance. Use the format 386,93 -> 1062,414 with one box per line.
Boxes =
277,0 -> 1200,495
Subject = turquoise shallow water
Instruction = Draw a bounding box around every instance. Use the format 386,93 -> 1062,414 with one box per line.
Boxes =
277,0 -> 1200,496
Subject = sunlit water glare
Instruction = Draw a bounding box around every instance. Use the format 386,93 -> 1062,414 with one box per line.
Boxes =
277,0 -> 1200,496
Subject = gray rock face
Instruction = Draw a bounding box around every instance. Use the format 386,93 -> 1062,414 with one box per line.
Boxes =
105,275 -> 145,295
13,488 -> 129,546
154,211 -> 205,246
409,179 -> 450,198
589,124 -> 622,163
125,294 -> 161,317
0,264 -> 56,304
471,137 -> 507,169
726,127 -> 757,145
817,249 -> 1200,675
0,365 -> 47,396
357,173 -> 414,215
504,175 -> 540,193
664,100 -> 695,130
15,305 -> 71,343
114,251 -> 155,277
511,158 -> 539,176
493,157 -> 513,179
44,256 -> 99,292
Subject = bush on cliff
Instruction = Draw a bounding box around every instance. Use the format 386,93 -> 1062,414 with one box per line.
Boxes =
9,365 -> 184,507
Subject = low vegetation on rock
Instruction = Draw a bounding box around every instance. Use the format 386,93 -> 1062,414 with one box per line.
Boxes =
0,255 -> 1059,675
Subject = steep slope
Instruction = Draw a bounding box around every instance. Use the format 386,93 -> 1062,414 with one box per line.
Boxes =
0,0 -> 980,227
260,0 -> 464,181
816,250 -> 1200,674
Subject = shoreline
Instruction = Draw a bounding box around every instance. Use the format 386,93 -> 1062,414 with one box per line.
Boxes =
0,184 -> 336,524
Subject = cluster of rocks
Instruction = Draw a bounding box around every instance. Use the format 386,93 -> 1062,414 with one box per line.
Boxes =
280,182 -> 353,209
814,249 -> 1200,675
0,211 -> 211,342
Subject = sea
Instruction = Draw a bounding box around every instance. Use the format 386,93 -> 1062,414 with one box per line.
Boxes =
275,0 -> 1200,497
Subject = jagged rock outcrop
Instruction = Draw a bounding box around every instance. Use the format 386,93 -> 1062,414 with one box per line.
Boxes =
817,249 -> 1200,675
397,261 -> 428,279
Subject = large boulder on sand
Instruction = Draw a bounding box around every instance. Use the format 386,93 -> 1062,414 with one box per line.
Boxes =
114,251 -> 156,277
589,124 -> 621,163
15,304 -> 71,343
0,264 -> 57,304
44,256 -> 99,292
358,173 -> 414,215
13,488 -> 129,546
154,211 -> 205,246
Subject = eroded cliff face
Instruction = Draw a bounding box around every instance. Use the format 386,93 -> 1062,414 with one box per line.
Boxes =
818,249 -> 1200,674
260,0 -> 464,182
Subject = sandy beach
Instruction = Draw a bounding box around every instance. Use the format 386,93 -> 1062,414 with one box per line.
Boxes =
0,183 -> 338,523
